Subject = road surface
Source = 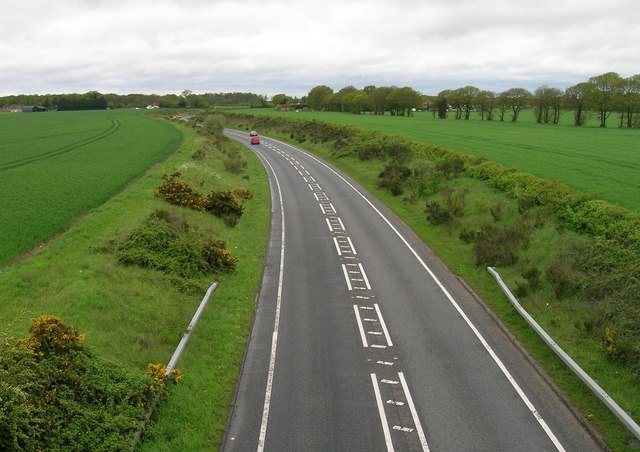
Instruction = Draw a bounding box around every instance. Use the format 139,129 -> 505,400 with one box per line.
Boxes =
221,130 -> 602,452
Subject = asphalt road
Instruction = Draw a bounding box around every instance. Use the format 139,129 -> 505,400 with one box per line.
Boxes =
221,130 -> 603,452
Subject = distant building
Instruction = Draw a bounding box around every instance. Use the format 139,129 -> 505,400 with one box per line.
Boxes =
146,103 -> 160,109
22,106 -> 46,112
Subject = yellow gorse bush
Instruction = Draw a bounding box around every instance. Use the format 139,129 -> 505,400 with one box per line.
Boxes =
18,315 -> 85,357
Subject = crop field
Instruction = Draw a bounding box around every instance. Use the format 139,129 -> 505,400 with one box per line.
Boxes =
0,109 -> 182,265
238,108 -> 640,211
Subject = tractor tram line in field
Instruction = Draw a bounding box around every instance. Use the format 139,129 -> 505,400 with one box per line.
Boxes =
0,116 -> 121,171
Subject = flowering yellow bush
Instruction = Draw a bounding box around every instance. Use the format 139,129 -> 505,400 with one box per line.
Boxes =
147,363 -> 184,396
155,173 -> 208,212
18,315 -> 85,357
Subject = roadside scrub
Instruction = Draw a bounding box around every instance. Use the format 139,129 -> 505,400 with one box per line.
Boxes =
222,111 -> 640,450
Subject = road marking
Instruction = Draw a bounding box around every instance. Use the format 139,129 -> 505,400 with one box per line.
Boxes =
399,372 -> 430,451
393,426 -> 414,433
252,150 -> 286,452
333,237 -> 342,256
353,305 -> 368,347
347,236 -> 357,255
326,218 -> 334,232
274,139 -> 566,451
342,264 -> 353,291
358,263 -> 372,290
374,304 -> 393,347
371,374 -> 395,452
387,399 -> 403,405
378,361 -> 395,366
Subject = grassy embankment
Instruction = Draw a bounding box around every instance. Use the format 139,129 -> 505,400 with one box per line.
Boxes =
225,110 -> 640,451
0,110 -> 270,449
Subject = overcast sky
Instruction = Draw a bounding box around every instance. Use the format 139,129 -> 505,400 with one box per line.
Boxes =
2,0 -> 638,98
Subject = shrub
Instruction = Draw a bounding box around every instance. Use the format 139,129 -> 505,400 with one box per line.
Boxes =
473,223 -> 527,266
545,257 -> 578,299
378,162 -> 411,195
490,202 -> 503,221
1,317 -> 157,451
522,267 -> 542,291
155,173 -> 208,212
436,156 -> 465,179
206,190 -> 244,221
426,201 -> 452,226
442,188 -> 467,217
116,214 -> 238,278
192,147 -> 206,160
223,153 -> 247,174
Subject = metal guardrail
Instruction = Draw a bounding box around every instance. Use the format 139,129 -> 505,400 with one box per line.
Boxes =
167,281 -> 218,374
487,267 -> 640,442
131,281 -> 218,449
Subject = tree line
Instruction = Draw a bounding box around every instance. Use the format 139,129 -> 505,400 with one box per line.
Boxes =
300,72 -> 640,128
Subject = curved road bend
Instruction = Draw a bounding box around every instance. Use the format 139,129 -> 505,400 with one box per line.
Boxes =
222,130 -> 602,452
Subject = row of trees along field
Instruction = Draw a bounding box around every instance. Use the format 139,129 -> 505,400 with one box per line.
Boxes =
0,91 -> 269,111
302,72 -> 640,128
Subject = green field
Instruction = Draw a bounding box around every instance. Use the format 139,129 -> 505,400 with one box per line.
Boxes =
0,109 -> 182,265
237,108 -> 640,211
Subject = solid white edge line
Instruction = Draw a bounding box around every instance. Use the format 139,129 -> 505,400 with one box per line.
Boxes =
374,304 -> 394,347
353,305 -> 369,347
254,150 -> 286,452
342,264 -> 353,291
371,373 -> 395,452
333,237 -> 342,256
398,372 -> 430,452
273,138 -> 566,451
358,262 -> 372,290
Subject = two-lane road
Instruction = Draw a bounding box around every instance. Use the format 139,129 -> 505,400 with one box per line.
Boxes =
222,131 -> 602,451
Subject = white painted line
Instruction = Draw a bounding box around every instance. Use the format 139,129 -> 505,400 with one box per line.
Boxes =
308,176 -> 315,182
358,263 -> 372,290
319,204 -> 328,214
371,344 -> 387,348
303,176 -> 308,183
325,218 -> 334,232
399,372 -> 430,452
378,361 -> 395,366
298,170 -> 303,176
314,192 -> 321,201
275,140 -> 566,451
371,374 -> 395,452
333,237 -> 342,256
381,379 -> 399,385
353,305 -> 369,347
337,217 -> 346,231
347,236 -> 357,255
308,184 -> 314,191
252,151 -> 286,452
393,426 -> 414,433
329,202 -> 336,213
387,399 -> 404,405
374,304 -> 393,347
367,331 -> 383,336
342,264 -> 353,291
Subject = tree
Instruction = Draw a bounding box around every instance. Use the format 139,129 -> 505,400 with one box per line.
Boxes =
476,90 -> 496,120
271,93 -> 288,106
459,86 -> 480,120
386,87 -> 421,116
564,83 -> 590,126
307,85 -> 333,111
533,86 -> 563,124
618,74 -> 640,128
501,88 -> 531,122
436,90 -> 451,119
371,86 -> 393,115
586,72 -> 623,127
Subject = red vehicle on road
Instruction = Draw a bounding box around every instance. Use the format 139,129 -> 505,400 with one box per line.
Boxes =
249,130 -> 260,145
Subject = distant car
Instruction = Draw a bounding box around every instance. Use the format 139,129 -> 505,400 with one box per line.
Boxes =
249,131 -> 260,145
